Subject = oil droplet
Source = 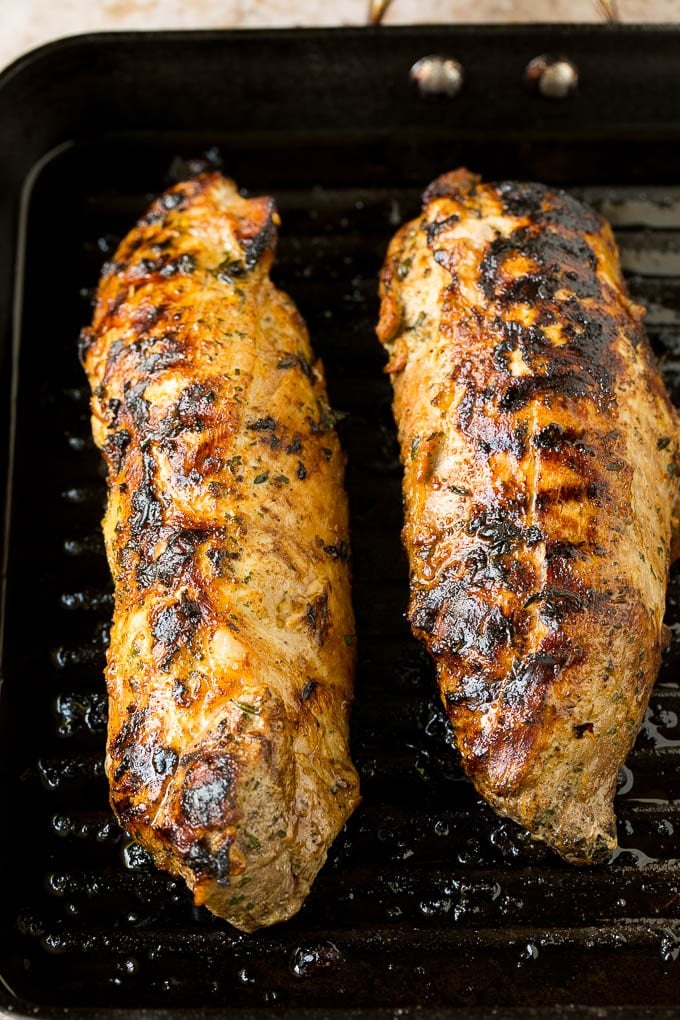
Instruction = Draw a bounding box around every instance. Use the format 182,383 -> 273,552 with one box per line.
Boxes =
518,942 -> 539,966
419,897 -> 452,917
118,957 -> 139,977
123,842 -> 153,870
289,941 -> 342,979
617,765 -> 634,796
660,929 -> 680,963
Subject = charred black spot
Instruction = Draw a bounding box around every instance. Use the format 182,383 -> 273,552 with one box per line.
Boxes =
152,591 -> 202,670
574,722 -> 594,739
240,210 -> 277,271
152,746 -> 179,777
185,840 -> 231,886
323,540 -> 350,562
130,452 -> 163,537
532,423 -> 585,452
426,214 -> 460,245
496,180 -> 548,218
215,255 -> 247,283
466,509 -> 541,556
301,679 -> 318,701
138,333 -> 185,374
496,181 -> 604,234
113,744 -> 155,788
322,447 -> 333,461
136,529 -> 203,588
124,382 -> 150,428
479,225 -> 599,307
181,754 -> 236,828
173,680 -> 191,706
297,461 -> 307,480
457,386 -> 528,458
172,382 -> 217,432
104,429 -> 131,474
524,586 -> 586,623
248,416 -> 277,432
500,373 -> 592,412
205,545 -> 240,576
306,592 -> 330,647
537,482 -> 603,508
502,651 -> 562,711
110,707 -> 145,761
445,669 -> 495,710
131,303 -> 166,334
296,354 -> 315,381
410,573 -> 515,658
423,173 -> 478,205
135,252 -> 195,277
286,435 -> 303,455
545,540 -> 586,563
464,546 -> 507,585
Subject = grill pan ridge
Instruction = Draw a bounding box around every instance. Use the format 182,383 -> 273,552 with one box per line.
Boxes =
2,26 -> 680,1018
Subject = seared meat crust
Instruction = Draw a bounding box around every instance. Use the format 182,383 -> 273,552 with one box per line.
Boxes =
81,172 -> 360,930
378,169 -> 680,863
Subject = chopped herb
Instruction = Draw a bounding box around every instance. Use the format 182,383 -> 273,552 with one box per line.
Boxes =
397,256 -> 413,280
344,634 -> 356,647
253,473 -> 269,484
658,436 -> 671,450
248,416 -> 277,432
233,700 -> 259,716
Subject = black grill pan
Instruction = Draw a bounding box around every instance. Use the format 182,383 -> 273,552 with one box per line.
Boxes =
2,26 -> 680,1019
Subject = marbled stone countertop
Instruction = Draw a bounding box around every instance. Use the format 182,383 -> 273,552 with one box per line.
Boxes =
1,0 -> 677,73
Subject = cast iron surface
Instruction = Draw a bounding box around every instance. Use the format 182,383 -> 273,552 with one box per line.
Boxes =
1,26 -> 680,1019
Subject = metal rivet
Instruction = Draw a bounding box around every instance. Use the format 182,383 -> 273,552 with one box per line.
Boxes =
525,54 -> 579,99
410,55 -> 464,98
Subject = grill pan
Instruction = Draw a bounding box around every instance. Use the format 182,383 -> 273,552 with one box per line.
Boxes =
1,25 -> 680,1018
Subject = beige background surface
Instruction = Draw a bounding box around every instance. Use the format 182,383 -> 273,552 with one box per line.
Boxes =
1,0 -> 678,72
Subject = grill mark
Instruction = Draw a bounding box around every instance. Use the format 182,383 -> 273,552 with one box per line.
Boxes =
179,753 -> 238,829
410,573 -> 515,659
184,840 -> 232,886
151,591 -> 203,671
465,633 -> 578,793
306,592 -> 330,647
136,528 -> 208,589
233,197 -> 278,271
129,451 -> 163,537
536,481 -> 604,508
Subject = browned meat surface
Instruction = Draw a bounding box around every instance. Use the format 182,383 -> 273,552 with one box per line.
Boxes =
377,168 -> 680,864
81,172 -> 360,930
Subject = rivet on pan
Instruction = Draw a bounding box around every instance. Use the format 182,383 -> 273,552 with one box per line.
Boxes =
410,56 -> 464,98
525,55 -> 579,99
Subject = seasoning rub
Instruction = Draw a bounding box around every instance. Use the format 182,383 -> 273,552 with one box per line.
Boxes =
378,168 -> 680,863
81,173 -> 360,930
